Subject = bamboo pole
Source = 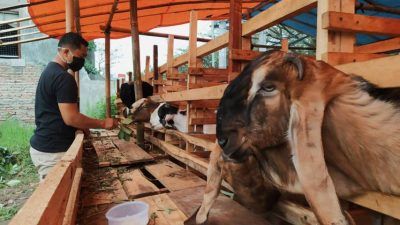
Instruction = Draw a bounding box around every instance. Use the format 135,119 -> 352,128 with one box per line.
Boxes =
0,24 -> 36,34
0,0 -> 56,12
65,0 -> 74,32
130,0 -> 144,148
74,0 -> 81,111
105,31 -> 111,118
0,31 -> 40,41
0,36 -> 50,46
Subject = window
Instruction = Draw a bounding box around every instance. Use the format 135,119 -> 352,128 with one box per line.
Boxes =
0,24 -> 19,58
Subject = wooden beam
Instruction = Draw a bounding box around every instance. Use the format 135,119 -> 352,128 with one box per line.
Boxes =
165,130 -> 216,151
65,0 -> 74,32
322,11 -> 400,36
188,10 -> 198,69
316,0 -> 355,61
149,84 -> 228,102
144,56 -> 150,81
335,54 -> 400,87
104,0 -> 119,32
153,45 -> 159,93
145,135 -> 208,175
242,0 -> 317,36
228,0 -> 242,81
74,0 -> 81,34
9,162 -> 75,225
100,26 -> 211,42
229,49 -> 261,61
281,38 -> 289,52
105,32 -> 111,118
167,35 -> 175,77
62,168 -> 83,225
346,192 -> 400,220
322,52 -> 385,65
355,37 -> 400,54
274,201 -> 318,225
130,0 -> 144,148
159,0 -> 317,73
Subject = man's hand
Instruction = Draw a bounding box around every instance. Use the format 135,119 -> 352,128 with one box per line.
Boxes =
103,118 -> 118,130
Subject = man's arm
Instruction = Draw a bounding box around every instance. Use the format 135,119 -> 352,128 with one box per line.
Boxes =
58,103 -> 118,130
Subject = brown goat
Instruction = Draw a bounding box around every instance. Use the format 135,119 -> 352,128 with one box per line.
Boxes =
195,51 -> 400,225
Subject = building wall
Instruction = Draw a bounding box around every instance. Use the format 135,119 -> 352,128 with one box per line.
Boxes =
0,1 -> 59,123
0,63 -> 44,123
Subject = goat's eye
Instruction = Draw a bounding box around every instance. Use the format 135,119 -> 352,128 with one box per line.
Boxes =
261,84 -> 276,92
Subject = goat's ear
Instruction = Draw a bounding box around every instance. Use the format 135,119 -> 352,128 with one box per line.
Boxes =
288,101 -> 347,224
284,53 -> 304,80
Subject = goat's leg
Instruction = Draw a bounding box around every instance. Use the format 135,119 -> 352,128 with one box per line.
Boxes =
195,145 -> 223,224
288,102 -> 349,225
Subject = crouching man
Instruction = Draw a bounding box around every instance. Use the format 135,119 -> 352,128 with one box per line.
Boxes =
29,32 -> 118,181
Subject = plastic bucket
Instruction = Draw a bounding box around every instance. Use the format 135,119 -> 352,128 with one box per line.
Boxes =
105,201 -> 149,225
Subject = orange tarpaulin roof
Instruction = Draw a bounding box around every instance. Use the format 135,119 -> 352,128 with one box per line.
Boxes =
28,0 -> 260,41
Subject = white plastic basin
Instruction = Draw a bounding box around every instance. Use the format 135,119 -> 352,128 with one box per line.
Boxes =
105,201 -> 149,225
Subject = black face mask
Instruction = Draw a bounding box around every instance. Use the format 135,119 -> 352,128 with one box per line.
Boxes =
68,56 -> 85,72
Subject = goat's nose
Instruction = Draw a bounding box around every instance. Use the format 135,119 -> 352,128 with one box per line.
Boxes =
218,138 -> 228,148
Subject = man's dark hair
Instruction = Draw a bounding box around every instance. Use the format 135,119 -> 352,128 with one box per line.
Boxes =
58,32 -> 88,50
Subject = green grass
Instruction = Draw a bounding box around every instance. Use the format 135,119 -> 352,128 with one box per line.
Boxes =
85,95 -> 117,119
0,119 -> 38,221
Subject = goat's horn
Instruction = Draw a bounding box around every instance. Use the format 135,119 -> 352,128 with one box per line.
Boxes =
284,53 -> 304,81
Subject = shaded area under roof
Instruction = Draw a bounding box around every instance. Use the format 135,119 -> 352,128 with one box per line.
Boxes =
27,0 -> 259,40
250,0 -> 400,46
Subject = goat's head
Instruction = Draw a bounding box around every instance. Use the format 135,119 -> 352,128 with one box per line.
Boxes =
217,51 -> 319,162
123,98 -> 159,122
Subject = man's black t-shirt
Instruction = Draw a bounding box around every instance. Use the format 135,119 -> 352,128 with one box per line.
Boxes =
30,62 -> 78,153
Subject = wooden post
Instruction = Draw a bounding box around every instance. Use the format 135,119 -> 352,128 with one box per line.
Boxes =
187,10 -> 198,90
167,35 -> 175,78
316,0 -> 355,62
128,72 -> 133,82
105,31 -> 111,118
281,38 -> 289,52
65,0 -> 74,32
116,78 -> 120,96
74,0 -> 81,111
228,0 -> 242,81
153,45 -> 159,94
130,0 -> 144,148
144,56 -> 150,82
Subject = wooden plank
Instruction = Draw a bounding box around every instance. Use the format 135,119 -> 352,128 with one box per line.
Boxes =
149,84 -> 228,103
229,49 -> 261,61
138,194 -> 188,225
171,186 -> 271,225
81,169 -> 128,207
322,11 -> 400,36
190,117 -> 216,125
61,132 -> 84,166
92,139 -> 130,167
322,52 -> 386,65
347,192 -> 400,220
145,160 -> 206,191
120,169 -> 165,199
273,200 -> 318,225
188,10 -> 198,69
112,138 -> 154,164
355,37 -> 400,53
9,161 -> 74,225
335,54 -> 400,87
62,168 -> 83,225
188,68 -> 228,76
145,135 -> 209,175
105,32 -> 111,118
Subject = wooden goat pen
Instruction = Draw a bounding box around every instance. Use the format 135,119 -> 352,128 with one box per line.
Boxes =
7,0 -> 400,224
